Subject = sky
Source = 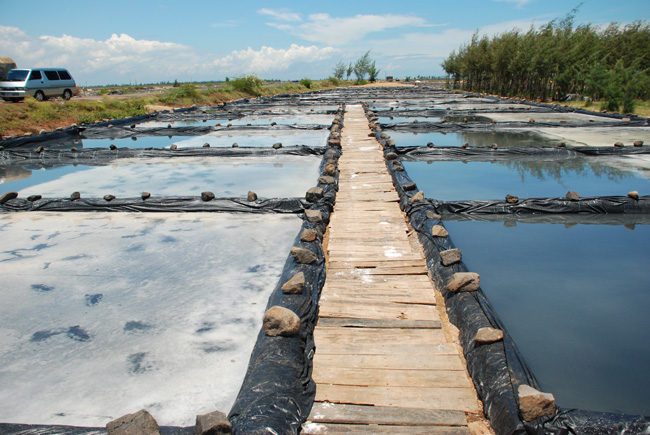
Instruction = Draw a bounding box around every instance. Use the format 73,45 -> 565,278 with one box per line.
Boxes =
1,0 -> 648,86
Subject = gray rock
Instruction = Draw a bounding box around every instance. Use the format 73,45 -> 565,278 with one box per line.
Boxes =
410,191 -> 424,203
0,191 -> 18,204
628,191 -> 639,200
232,142 -> 239,148
622,117 -> 631,122
170,144 -> 178,150
440,248 -> 462,266
491,143 -> 498,150
633,140 -> 644,147
141,192 -> 151,200
301,229 -> 319,242
318,175 -> 336,185
106,409 -> 160,435
305,209 -> 323,223
518,385 -> 556,422
203,143 -> 210,148
614,141 -> 624,147
306,187 -> 324,202
247,191 -> 258,201
201,191 -> 215,202
194,410 -> 231,435
386,152 -> 398,160
328,138 -> 341,147
505,194 -> 519,204
392,161 -> 404,171
70,192 -> 81,201
473,327 -> 504,344
263,306 -> 300,337
272,142 -> 282,149
323,163 -> 337,176
556,142 -> 566,147
380,132 -> 389,139
446,272 -> 480,292
282,272 -> 306,294
291,246 -> 318,264
431,225 -> 448,237
402,182 -> 417,191
425,210 -> 441,220
27,194 -> 42,202
110,144 -> 117,150
36,146 -> 45,153
461,143 -> 469,149
104,194 -> 116,202
40,128 -> 47,134
566,191 -> 580,201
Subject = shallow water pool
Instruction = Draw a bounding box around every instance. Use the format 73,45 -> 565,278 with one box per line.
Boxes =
443,219 -> 650,416
403,158 -> 650,201
388,130 -> 565,148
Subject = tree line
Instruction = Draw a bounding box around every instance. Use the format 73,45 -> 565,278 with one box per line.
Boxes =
441,13 -> 650,113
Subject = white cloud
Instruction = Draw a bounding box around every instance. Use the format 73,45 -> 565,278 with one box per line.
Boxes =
211,44 -> 337,75
265,13 -> 434,46
258,8 -> 302,22
493,0 -> 534,8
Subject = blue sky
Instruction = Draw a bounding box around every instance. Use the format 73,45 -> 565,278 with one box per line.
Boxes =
1,0 -> 648,85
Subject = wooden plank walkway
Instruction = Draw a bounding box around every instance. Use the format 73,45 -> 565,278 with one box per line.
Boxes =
302,105 -> 483,434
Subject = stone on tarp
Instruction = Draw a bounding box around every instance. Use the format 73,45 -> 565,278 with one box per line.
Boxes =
27,195 -> 42,202
328,138 -> 341,147
300,229 -> 318,242
633,140 -> 644,147
290,247 -> 318,264
263,306 -> 300,337
614,141 -> 624,147
505,194 -> 519,204
323,163 -> 337,176
518,384 -> 556,422
203,143 -> 210,148
170,144 -> 178,150
410,191 -> 424,203
232,142 -> 239,148
104,194 -> 116,202
447,272 -> 480,292
194,410 -> 232,435
272,142 -> 282,149
0,191 -> 18,204
70,192 -> 81,201
431,225 -> 448,237
141,192 -> 151,200
247,191 -> 258,201
628,191 -> 639,200
106,409 -> 160,435
282,272 -> 306,294
318,175 -> 336,185
473,327 -> 504,344
566,191 -> 580,201
201,191 -> 215,202
491,143 -> 498,150
402,182 -> 417,192
440,248 -> 462,266
306,187 -> 324,202
556,142 -> 566,147
426,210 -> 441,220
110,144 -> 117,150
305,209 -> 323,223
386,152 -> 398,160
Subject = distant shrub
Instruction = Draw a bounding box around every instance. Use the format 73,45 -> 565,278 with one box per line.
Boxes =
231,75 -> 263,96
300,78 -> 313,89
328,77 -> 340,86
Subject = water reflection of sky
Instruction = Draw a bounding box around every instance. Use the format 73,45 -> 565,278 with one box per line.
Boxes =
0,212 -> 301,427
2,155 -> 321,198
389,130 -> 564,147
404,159 -> 650,201
444,219 -> 650,416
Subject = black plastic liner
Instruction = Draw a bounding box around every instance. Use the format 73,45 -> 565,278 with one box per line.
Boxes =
0,145 -> 326,165
228,108 -> 342,435
395,145 -> 650,160
364,104 -> 650,435
439,212 -> 650,227
432,196 -> 650,215
0,196 -> 307,214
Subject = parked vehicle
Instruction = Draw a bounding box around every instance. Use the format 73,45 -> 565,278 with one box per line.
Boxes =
0,68 -> 78,102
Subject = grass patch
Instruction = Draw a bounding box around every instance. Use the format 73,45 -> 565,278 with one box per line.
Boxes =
560,99 -> 650,118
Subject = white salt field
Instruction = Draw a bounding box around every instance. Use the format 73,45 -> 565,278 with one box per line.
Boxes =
531,126 -> 650,147
0,212 -> 302,427
3,155 -> 321,199
483,111 -> 620,124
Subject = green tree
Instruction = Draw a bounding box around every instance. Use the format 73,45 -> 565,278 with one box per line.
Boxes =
332,61 -> 346,80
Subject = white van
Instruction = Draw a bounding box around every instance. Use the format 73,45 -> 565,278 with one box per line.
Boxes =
0,68 -> 78,102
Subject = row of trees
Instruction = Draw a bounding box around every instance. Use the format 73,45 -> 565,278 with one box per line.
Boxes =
441,13 -> 650,113
332,51 -> 380,84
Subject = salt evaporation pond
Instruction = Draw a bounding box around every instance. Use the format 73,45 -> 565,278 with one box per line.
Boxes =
403,158 -> 650,201
0,212 -> 302,427
442,219 -> 650,416
388,130 -> 565,148
2,155 -> 321,199
378,116 -> 442,124
136,114 -> 334,128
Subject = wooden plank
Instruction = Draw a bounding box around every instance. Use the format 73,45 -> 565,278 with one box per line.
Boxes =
314,385 -> 479,412
312,367 -> 472,389
317,302 -> 439,322
302,423 -> 471,435
313,353 -> 468,371
307,403 -> 468,426
317,317 -> 441,329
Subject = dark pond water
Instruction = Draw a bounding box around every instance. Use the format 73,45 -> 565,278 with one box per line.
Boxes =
403,159 -> 650,200
388,130 -> 562,147
443,219 -> 650,416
